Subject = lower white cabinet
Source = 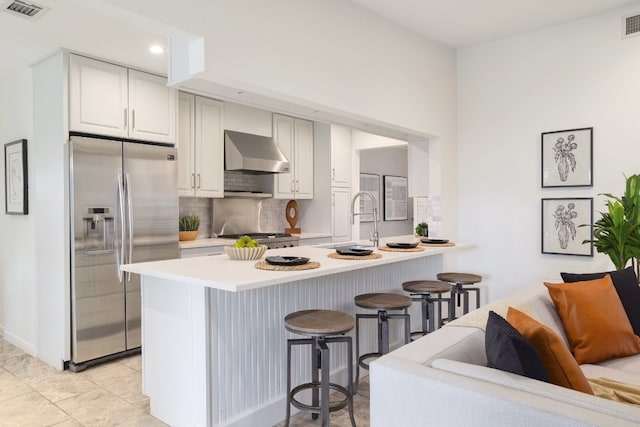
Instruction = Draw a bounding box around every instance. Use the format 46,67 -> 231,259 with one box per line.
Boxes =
331,188 -> 351,242
178,92 -> 224,198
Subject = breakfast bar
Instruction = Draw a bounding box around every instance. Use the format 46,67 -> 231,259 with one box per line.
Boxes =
121,238 -> 471,427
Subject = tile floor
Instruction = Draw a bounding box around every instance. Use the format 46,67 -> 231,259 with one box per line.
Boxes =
0,339 -> 371,426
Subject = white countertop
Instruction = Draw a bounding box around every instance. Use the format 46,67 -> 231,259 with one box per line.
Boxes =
123,236 -> 471,292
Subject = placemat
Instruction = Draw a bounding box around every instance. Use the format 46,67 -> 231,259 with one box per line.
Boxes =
255,261 -> 321,271
419,242 -> 456,247
327,252 -> 383,260
378,246 -> 425,253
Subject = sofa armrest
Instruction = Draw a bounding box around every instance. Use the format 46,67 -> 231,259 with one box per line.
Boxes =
370,356 -> 640,427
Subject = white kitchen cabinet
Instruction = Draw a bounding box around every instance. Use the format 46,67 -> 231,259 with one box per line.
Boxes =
330,125 -> 351,188
69,54 -> 176,144
178,92 -> 224,198
273,114 -> 314,199
331,187 -> 351,242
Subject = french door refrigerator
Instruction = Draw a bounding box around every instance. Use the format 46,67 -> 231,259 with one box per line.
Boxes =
69,134 -> 179,370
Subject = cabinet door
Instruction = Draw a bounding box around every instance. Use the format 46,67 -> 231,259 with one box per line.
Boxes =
69,55 -> 128,138
273,114 -> 294,199
128,70 -> 176,144
195,96 -> 224,198
331,125 -> 351,188
294,118 -> 314,199
177,93 -> 195,196
332,188 -> 351,242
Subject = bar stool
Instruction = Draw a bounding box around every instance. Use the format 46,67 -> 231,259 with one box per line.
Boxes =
284,309 -> 356,427
402,280 -> 453,337
354,293 -> 411,388
436,272 -> 483,317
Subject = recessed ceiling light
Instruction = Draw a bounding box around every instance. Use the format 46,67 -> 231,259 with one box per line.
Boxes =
149,45 -> 164,55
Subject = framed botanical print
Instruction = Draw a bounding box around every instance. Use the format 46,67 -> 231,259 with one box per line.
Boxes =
541,197 -> 593,256
541,127 -> 593,187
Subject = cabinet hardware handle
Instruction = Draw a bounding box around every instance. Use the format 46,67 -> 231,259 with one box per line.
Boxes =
332,168 -> 335,180
132,110 -> 136,130
191,173 -> 195,189
124,109 -> 127,129
197,174 -> 201,189
332,193 -> 335,206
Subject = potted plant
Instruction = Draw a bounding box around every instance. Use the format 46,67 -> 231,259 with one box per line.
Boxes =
584,174 -> 640,271
415,222 -> 429,237
179,215 -> 200,241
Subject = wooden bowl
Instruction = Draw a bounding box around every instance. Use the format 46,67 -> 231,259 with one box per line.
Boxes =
224,245 -> 268,260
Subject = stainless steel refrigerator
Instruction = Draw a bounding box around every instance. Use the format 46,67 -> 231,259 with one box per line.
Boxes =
69,134 -> 179,369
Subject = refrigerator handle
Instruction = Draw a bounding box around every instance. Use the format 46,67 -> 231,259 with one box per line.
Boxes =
116,173 -> 126,282
125,173 -> 134,281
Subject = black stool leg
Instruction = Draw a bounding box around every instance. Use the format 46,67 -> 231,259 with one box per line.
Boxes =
318,339 -> 330,427
285,340 -> 293,427
379,310 -> 389,354
311,340 -> 320,420
420,296 -> 429,334
355,314 -> 361,391
427,297 -> 435,333
346,337 -> 356,427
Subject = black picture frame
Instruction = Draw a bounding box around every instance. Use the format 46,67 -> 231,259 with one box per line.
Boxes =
383,175 -> 408,221
541,197 -> 593,256
541,127 -> 593,187
4,139 -> 28,215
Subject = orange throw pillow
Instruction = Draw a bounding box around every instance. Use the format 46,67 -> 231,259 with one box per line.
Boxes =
545,276 -> 640,364
507,307 -> 593,394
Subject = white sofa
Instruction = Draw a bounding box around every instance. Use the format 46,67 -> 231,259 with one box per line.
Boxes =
370,285 -> 640,426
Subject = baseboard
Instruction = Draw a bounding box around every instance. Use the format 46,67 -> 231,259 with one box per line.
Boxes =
4,330 -> 37,356
0,323 -> 4,338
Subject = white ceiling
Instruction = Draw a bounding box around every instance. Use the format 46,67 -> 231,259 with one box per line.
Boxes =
352,0 -> 640,47
0,0 -> 638,86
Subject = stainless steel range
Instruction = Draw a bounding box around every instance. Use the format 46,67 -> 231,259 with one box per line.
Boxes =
217,233 -> 299,248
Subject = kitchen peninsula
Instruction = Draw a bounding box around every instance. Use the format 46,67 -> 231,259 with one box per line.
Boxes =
121,237 -> 471,427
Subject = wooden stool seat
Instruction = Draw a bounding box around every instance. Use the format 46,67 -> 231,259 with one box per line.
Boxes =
354,293 -> 412,311
402,280 -> 453,335
437,272 -> 482,284
402,280 -> 452,294
285,310 -> 355,336
437,272 -> 483,316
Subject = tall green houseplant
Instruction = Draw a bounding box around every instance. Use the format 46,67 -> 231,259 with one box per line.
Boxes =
586,174 -> 640,270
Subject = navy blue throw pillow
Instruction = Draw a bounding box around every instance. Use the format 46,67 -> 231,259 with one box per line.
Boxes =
485,311 -> 550,383
561,267 -> 640,336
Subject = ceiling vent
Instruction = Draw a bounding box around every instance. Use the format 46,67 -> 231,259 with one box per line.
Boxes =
2,0 -> 49,20
623,13 -> 640,39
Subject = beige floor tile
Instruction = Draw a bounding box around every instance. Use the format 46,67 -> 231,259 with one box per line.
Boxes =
51,419 -> 84,427
2,353 -> 58,380
55,388 -> 147,427
0,368 -> 34,402
80,362 -> 148,405
115,414 -> 169,427
118,354 -> 142,373
23,369 -> 100,403
0,391 -> 70,427
0,341 -> 25,363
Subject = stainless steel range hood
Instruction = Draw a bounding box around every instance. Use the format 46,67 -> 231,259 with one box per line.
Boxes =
224,130 -> 290,174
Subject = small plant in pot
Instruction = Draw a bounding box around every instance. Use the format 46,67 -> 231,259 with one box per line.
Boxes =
179,215 -> 200,241
415,222 -> 429,237
583,174 -> 640,271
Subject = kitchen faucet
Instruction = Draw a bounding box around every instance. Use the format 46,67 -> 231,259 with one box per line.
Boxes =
350,191 -> 379,248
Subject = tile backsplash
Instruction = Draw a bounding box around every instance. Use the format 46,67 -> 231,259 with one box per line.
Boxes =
179,197 -> 213,238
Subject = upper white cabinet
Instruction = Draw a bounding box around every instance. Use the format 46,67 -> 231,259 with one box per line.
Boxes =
330,125 -> 351,188
69,54 -> 176,144
178,92 -> 224,198
273,114 -> 314,199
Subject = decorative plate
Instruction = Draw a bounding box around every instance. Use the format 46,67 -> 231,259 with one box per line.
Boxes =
264,256 -> 310,266
386,242 -> 418,249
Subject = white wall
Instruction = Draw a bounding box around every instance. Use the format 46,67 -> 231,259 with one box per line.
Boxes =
457,2 -> 640,302
0,68 -> 37,353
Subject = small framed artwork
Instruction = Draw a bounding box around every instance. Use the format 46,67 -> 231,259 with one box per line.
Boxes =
541,197 -> 593,256
541,127 -> 593,187
4,139 -> 28,215
383,175 -> 408,221
359,173 -> 380,222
